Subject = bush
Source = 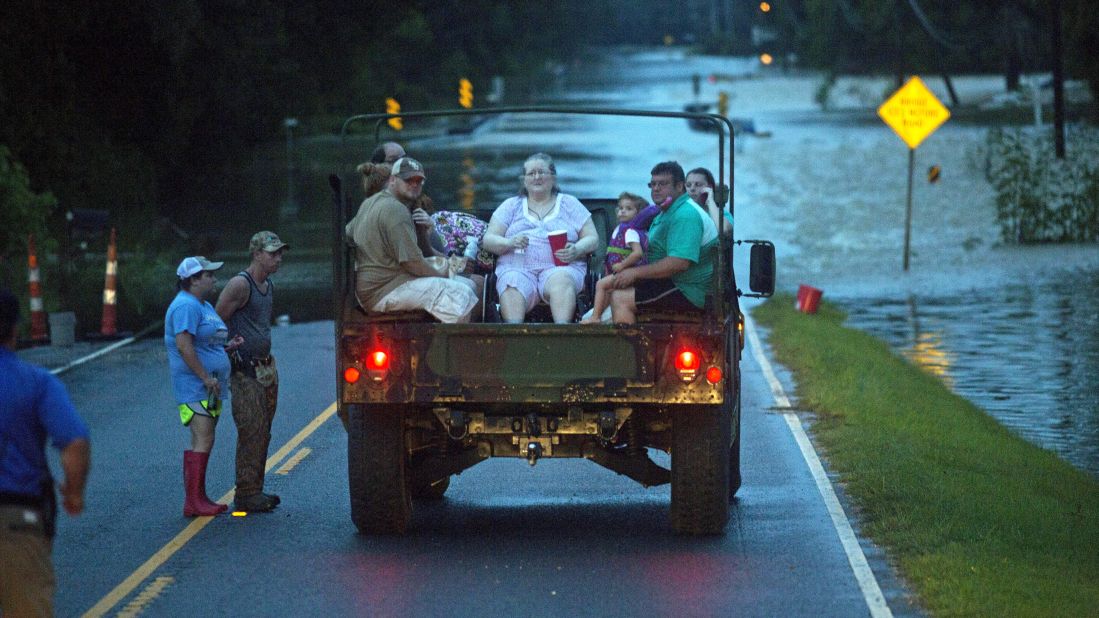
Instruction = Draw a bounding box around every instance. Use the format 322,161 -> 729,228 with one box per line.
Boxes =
981,126 -> 1099,243
0,145 -> 57,276
63,253 -> 176,336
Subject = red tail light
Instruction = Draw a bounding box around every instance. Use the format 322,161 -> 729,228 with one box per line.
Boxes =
367,351 -> 389,370
343,367 -> 361,384
366,349 -> 390,382
675,350 -> 699,370
674,349 -> 700,381
706,366 -> 723,384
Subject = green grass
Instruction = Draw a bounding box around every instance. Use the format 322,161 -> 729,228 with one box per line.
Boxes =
752,294 -> 1099,617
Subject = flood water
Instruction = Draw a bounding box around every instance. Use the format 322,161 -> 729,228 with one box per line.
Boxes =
265,48 -> 1099,477
839,277 -> 1099,477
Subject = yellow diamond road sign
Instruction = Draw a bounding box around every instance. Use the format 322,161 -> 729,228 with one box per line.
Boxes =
877,76 -> 950,149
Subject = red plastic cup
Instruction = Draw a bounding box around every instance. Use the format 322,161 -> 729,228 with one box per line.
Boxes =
548,230 -> 568,266
796,284 -> 822,314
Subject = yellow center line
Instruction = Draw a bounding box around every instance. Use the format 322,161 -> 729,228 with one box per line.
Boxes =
116,575 -> 174,618
275,447 -> 313,475
81,402 -> 338,618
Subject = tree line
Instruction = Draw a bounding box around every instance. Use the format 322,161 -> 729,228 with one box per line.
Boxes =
0,0 -> 613,280
751,0 -> 1097,98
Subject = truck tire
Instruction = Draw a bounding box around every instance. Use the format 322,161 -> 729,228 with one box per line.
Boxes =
729,394 -> 742,500
671,405 -> 731,535
410,476 -> 450,500
347,404 -> 412,534
729,427 -> 742,500
728,338 -> 743,500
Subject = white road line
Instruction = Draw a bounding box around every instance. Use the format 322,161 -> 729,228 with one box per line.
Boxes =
48,321 -> 163,376
48,336 -> 138,376
744,312 -> 893,618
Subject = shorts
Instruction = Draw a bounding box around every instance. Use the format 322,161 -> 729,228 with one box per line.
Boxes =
634,279 -> 699,313
372,276 -> 478,323
0,507 -> 55,617
496,266 -> 583,312
178,399 -> 221,426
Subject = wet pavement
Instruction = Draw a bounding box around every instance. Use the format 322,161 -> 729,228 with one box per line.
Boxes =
19,340 -> 112,373
38,321 -> 922,616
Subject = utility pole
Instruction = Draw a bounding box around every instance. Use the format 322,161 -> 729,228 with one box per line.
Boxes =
1050,0 -> 1066,159
893,0 -> 904,89
281,117 -> 299,218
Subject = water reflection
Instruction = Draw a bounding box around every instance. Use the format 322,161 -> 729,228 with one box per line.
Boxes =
904,332 -> 953,384
898,296 -> 954,384
840,270 -> 1099,478
458,156 -> 476,210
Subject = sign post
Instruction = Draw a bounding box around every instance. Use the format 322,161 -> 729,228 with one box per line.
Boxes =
877,76 -> 950,270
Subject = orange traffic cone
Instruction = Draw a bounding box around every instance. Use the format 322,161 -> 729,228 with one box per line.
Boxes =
27,234 -> 48,342
100,227 -> 118,337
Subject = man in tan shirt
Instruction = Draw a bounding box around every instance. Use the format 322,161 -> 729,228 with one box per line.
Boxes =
345,157 -> 479,322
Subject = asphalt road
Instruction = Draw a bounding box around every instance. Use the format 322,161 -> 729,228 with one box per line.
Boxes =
41,320 -> 919,617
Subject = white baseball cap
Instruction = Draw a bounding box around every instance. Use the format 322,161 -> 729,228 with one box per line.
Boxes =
176,256 -> 224,279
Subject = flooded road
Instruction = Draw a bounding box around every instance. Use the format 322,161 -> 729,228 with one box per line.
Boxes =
839,272 -> 1099,476
268,48 -> 1099,477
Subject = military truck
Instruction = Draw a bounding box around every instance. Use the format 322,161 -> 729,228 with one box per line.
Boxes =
331,107 -> 775,535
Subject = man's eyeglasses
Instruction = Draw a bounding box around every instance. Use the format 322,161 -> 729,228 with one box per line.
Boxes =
647,179 -> 673,189
400,176 -> 425,187
523,170 -> 554,179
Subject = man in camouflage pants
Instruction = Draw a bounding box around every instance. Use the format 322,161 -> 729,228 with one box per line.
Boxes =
216,231 -> 288,512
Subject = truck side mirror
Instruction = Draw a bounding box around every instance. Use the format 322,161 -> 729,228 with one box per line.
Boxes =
748,242 -> 775,296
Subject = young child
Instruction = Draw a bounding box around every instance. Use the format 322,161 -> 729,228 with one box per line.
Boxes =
581,192 -> 649,324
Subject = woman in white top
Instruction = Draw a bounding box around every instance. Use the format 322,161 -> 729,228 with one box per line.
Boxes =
481,153 -> 600,323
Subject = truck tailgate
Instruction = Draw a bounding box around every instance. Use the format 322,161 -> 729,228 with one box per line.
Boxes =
424,328 -> 642,382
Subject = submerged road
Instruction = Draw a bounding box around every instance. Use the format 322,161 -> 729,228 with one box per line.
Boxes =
44,320 -> 916,616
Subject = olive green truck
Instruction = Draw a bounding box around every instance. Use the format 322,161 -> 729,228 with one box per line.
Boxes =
331,108 -> 775,535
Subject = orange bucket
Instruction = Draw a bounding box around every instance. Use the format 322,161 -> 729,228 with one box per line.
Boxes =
796,284 -> 822,314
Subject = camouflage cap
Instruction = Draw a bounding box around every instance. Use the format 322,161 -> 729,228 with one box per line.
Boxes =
249,231 -> 288,253
390,157 -> 426,180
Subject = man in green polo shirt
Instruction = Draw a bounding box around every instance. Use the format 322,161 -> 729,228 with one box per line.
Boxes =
606,161 -> 718,324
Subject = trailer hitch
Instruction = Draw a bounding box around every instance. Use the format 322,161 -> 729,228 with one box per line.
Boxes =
526,441 -> 543,466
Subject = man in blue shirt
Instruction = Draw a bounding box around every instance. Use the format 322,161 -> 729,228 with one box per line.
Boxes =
0,288 -> 91,616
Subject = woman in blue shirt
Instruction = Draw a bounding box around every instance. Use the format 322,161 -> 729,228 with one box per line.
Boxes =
165,256 -> 242,517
